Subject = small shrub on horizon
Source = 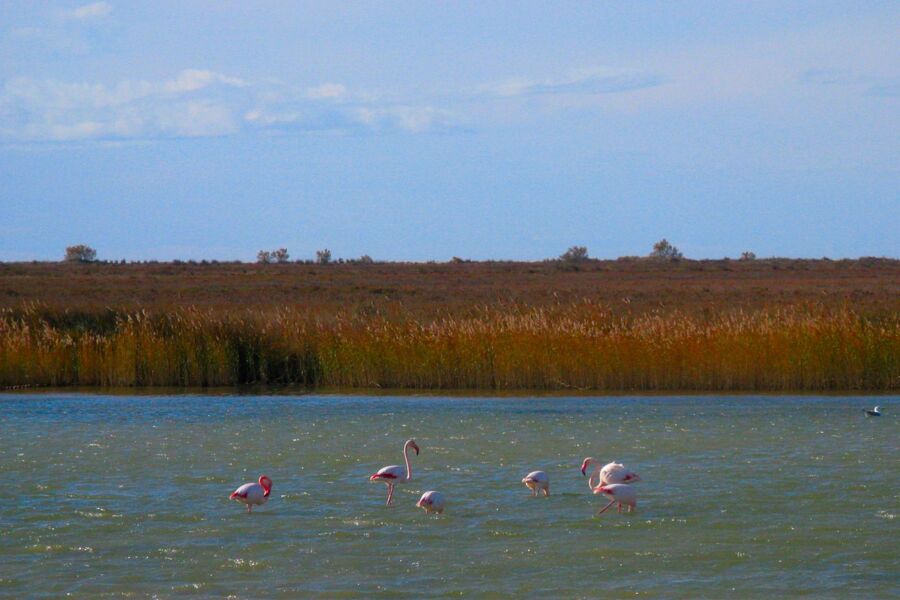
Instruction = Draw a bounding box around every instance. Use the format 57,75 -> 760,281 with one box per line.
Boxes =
257,250 -> 273,264
650,239 -> 683,260
559,246 -> 589,262
64,245 -> 97,263
316,249 -> 332,265
740,251 -> 757,261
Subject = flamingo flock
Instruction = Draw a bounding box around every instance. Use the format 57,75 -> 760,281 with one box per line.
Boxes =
230,439 -> 643,517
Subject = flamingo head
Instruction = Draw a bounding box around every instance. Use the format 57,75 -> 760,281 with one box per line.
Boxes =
624,472 -> 641,483
407,439 -> 420,455
258,475 -> 273,497
416,496 -> 429,508
581,457 -> 595,476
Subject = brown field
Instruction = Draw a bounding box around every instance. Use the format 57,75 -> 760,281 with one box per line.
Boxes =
1,258 -> 898,315
1,258 -> 898,391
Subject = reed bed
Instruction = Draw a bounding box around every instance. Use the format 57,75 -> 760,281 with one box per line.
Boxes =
1,303 -> 897,391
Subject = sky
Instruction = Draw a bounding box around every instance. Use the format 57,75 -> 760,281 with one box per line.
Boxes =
0,1 -> 898,261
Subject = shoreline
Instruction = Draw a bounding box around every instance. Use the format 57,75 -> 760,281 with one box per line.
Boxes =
2,385 -> 896,398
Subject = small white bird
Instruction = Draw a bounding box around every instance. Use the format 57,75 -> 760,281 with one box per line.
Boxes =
864,406 -> 882,417
370,439 -> 420,506
593,483 -> 637,515
580,458 -> 640,488
229,475 -> 272,513
416,491 -> 445,514
522,471 -> 550,497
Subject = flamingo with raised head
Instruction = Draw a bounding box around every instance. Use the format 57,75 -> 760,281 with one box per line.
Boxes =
593,483 -> 637,515
229,475 -> 272,513
522,471 -> 550,496
416,491 -> 445,514
580,458 -> 640,488
370,439 -> 420,506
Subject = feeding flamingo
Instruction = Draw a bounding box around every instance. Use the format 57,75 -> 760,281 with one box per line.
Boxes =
522,471 -> 550,496
593,483 -> 637,515
229,475 -> 272,513
580,458 -> 640,488
416,491 -> 446,514
370,439 -> 420,506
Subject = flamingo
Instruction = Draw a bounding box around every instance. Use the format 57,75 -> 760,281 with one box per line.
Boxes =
370,439 -> 420,506
229,475 -> 272,513
580,458 -> 640,488
593,483 -> 637,515
416,491 -> 446,514
522,471 -> 550,496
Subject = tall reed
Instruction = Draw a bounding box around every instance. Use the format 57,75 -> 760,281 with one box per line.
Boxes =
1,303 -> 897,390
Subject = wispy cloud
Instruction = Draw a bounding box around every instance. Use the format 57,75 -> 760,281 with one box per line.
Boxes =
68,2 -> 113,20
0,70 -> 459,142
306,82 -> 347,100
1,63 -> 669,143
800,68 -> 899,98
0,69 -> 246,141
477,67 -> 663,98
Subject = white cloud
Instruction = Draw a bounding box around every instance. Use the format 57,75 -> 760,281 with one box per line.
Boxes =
478,67 -> 663,98
69,2 -> 113,20
306,83 -> 347,100
0,69 -> 246,141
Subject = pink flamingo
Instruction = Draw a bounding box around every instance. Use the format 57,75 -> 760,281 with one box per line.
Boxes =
521,471 -> 550,496
593,483 -> 637,514
416,491 -> 446,514
580,458 -> 640,488
370,439 -> 420,506
229,475 -> 272,513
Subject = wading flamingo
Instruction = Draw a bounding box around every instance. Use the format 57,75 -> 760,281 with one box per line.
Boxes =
370,439 -> 420,506
593,483 -> 637,515
522,471 -> 550,496
229,475 -> 272,513
416,491 -> 446,514
580,458 -> 640,488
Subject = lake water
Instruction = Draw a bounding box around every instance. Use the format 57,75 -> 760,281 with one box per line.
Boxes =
1,393 -> 896,598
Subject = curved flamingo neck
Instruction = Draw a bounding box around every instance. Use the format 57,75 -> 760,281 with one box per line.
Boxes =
588,465 -> 602,489
403,441 -> 413,481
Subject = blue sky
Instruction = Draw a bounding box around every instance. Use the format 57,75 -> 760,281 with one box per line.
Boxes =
1,1 -> 897,261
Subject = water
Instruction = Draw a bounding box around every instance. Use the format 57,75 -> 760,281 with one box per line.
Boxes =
1,393 -> 896,598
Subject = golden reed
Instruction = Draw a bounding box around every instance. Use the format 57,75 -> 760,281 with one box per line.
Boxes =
1,303 -> 897,390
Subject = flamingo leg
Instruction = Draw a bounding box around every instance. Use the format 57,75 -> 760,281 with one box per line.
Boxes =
386,484 -> 395,506
617,502 -> 622,513
247,504 -> 252,514
542,486 -> 549,497
596,499 -> 616,515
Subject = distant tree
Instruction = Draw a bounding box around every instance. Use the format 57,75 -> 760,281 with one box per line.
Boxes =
358,255 -> 374,264
256,250 -> 273,264
316,249 -> 332,265
739,251 -> 757,261
650,239 -> 683,260
64,245 -> 97,263
559,246 -> 589,262
273,248 -> 290,263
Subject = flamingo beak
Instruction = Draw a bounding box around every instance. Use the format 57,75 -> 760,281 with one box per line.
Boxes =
581,466 -> 587,476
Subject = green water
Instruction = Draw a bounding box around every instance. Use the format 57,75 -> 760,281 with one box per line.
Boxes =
1,394 -> 896,598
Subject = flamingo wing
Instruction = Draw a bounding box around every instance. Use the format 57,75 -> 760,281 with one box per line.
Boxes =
371,465 -> 404,481
230,482 -> 266,504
